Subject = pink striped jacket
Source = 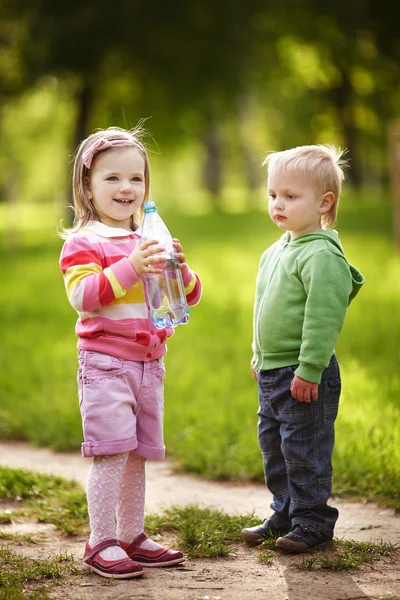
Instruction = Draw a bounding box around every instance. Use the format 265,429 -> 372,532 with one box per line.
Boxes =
59,221 -> 202,361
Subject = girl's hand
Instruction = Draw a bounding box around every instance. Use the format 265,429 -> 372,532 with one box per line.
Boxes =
172,238 -> 187,272
290,375 -> 319,403
128,240 -> 164,277
251,365 -> 258,381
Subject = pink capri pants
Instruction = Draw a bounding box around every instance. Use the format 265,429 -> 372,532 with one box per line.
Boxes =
77,350 -> 165,460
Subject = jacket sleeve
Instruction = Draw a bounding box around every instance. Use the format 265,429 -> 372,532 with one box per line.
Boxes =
182,266 -> 202,306
59,236 -> 140,312
296,249 -> 353,383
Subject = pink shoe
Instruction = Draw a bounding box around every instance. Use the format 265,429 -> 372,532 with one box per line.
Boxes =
120,533 -> 185,567
82,539 -> 144,579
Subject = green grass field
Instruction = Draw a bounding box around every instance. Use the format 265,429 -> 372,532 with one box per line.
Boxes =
0,193 -> 399,509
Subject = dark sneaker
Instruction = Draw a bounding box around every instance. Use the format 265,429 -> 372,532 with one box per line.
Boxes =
241,518 -> 290,544
275,525 -> 333,553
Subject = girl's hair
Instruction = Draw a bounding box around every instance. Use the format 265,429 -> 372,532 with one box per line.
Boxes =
60,125 -> 151,238
262,144 -> 348,229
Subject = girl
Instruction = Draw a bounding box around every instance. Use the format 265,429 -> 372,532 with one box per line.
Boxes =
59,126 -> 202,579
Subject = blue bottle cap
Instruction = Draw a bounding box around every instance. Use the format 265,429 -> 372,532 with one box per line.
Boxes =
143,200 -> 157,213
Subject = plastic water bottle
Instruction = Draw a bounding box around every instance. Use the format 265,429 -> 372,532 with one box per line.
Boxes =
141,200 -> 189,330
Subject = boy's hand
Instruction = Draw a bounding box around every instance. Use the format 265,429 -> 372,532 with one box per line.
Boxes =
291,375 -> 318,403
128,240 -> 164,276
172,238 -> 187,272
251,365 -> 258,381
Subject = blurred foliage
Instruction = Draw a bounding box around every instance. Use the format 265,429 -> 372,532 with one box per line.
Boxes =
0,0 -> 399,208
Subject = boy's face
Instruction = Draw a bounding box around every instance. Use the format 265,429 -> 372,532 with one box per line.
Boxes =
267,169 -> 331,239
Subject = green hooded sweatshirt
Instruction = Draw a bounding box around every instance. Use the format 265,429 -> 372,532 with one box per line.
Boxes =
252,230 -> 364,383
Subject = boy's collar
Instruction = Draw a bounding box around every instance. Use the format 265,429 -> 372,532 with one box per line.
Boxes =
85,220 -> 140,238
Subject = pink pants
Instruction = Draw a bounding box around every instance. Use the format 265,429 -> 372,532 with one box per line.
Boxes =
77,350 -> 165,460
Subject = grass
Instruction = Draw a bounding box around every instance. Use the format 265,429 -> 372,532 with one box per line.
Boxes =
0,532 -> 45,544
0,467 -> 88,536
0,466 -> 398,599
0,191 -> 399,509
296,538 -> 399,571
0,547 -> 79,600
146,504 -> 260,558
255,536 -> 399,570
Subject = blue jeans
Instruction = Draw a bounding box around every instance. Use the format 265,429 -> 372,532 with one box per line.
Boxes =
257,355 -> 341,537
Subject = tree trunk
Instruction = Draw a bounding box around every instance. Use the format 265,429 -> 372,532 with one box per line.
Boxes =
65,77 -> 93,226
237,93 -> 262,210
3,165 -> 20,248
388,121 -> 400,250
331,68 -> 362,188
240,143 -> 260,192
201,114 -> 223,212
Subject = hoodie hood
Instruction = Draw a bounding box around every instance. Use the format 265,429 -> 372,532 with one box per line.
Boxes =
281,229 -> 344,252
280,230 -> 364,302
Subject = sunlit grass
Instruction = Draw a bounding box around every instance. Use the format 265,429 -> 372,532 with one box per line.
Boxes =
0,467 -> 88,536
0,532 -> 44,544
296,539 -> 399,571
0,547 -> 79,599
146,504 -> 259,558
0,194 -> 399,508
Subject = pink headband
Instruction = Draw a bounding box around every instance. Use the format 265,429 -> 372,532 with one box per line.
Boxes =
82,137 -> 143,169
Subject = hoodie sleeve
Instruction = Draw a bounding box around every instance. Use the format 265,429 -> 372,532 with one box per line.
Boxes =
296,249 -> 353,383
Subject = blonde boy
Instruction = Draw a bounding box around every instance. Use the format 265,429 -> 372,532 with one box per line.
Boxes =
241,145 -> 364,552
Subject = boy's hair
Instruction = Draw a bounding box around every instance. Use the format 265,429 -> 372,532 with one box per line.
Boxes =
262,144 -> 348,229
60,125 -> 151,238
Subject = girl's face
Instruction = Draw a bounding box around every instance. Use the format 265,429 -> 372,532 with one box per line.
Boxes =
268,168 -> 332,239
87,146 -> 146,229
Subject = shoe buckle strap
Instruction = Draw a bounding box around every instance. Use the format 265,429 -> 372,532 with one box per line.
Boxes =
83,538 -> 119,561
125,532 -> 148,554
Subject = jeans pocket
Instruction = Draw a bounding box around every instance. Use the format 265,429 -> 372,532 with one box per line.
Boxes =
258,373 -> 277,406
258,365 -> 298,409
155,363 -> 166,383
83,352 -> 126,382
149,360 -> 166,384
77,367 -> 83,408
322,377 -> 340,426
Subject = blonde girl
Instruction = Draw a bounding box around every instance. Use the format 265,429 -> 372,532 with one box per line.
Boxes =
59,126 -> 202,578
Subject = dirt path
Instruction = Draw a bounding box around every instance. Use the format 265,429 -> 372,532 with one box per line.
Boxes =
0,441 -> 399,600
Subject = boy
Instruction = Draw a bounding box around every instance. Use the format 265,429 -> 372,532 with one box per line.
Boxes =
241,145 -> 364,552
